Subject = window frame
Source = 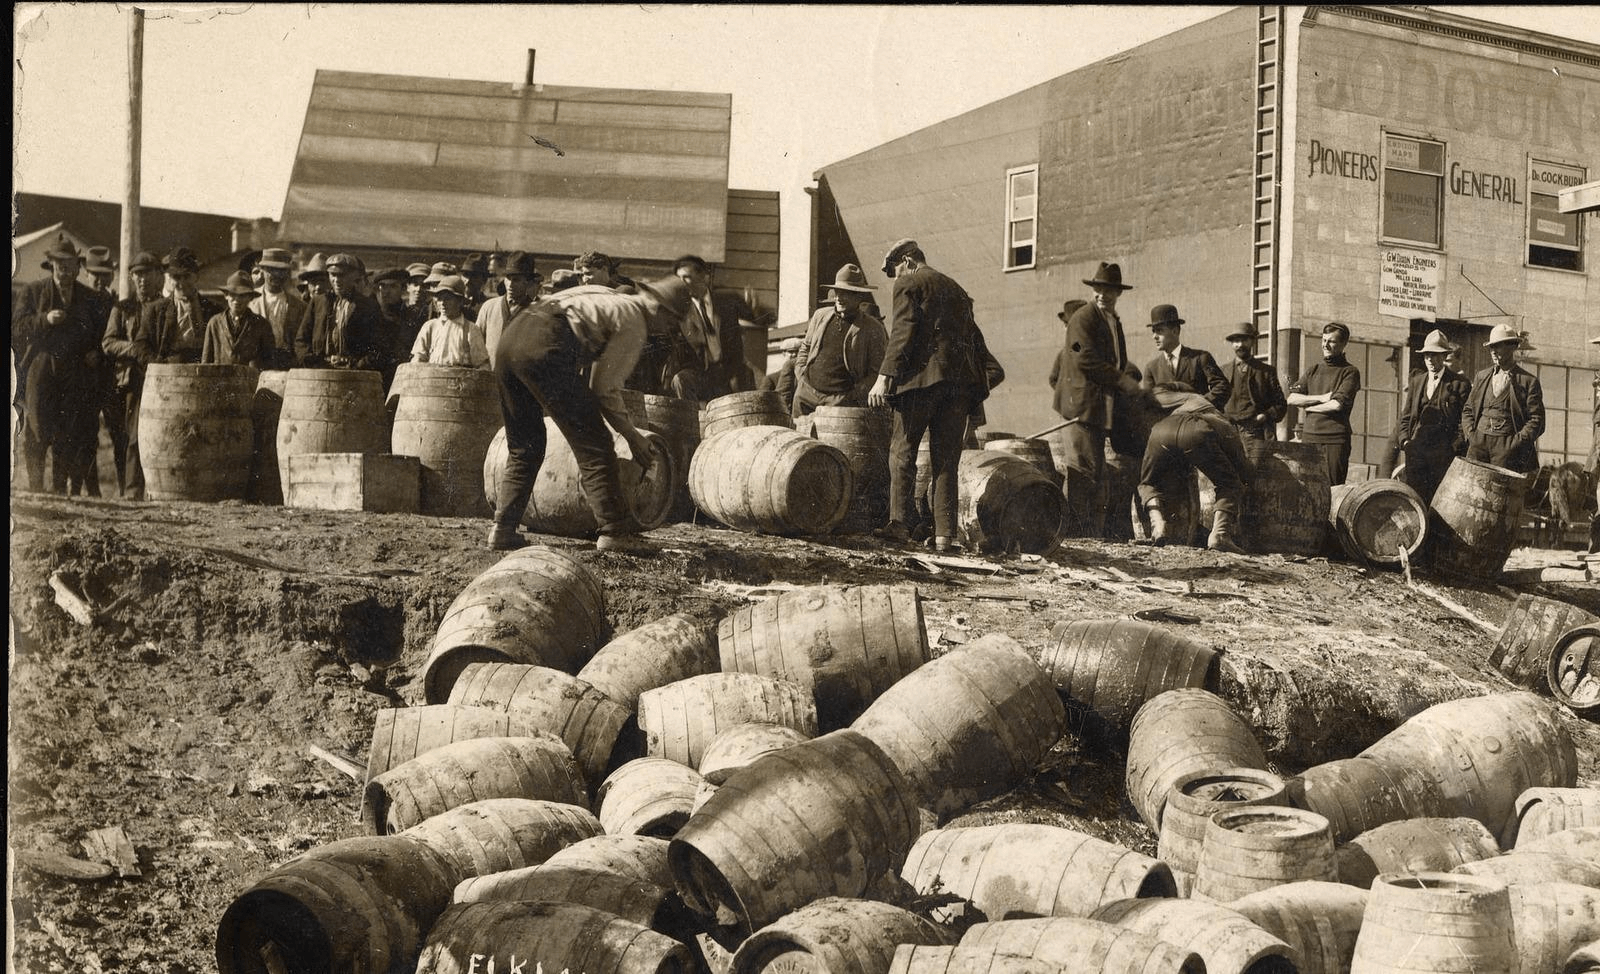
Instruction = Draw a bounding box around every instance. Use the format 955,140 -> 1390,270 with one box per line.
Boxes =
1378,130 -> 1446,251
1525,156 -> 1586,274
1003,164 -> 1038,272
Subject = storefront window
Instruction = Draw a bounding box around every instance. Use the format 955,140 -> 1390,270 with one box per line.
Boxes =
1380,134 -> 1444,249
1527,159 -> 1585,272
1005,165 -> 1037,270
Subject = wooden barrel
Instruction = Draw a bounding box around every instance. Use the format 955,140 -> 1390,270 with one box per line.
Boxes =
808,405 -> 894,534
1089,898 -> 1298,974
361,736 -> 588,834
976,430 -> 1016,444
388,363 -> 502,517
959,917 -> 1204,974
688,426 -> 853,535
451,866 -> 693,944
701,391 -> 794,438
851,634 -> 1066,820
1232,881 -> 1368,974
1286,757 -> 1417,846
698,723 -> 811,785
364,703 -> 546,784
1428,456 -> 1528,578
482,422 -> 675,537
445,662 -> 634,790
640,393 -> 702,522
275,369 -> 388,492
1509,788 -> 1600,849
985,438 -> 1062,486
1193,806 -> 1337,903
1491,596 -> 1597,694
1519,826 -> 1600,863
901,824 -> 1176,923
1328,478 -> 1428,566
956,449 -> 1065,554
1101,448 -> 1141,542
400,798 -> 602,886
415,901 -> 693,974
731,897 -> 955,974
1038,619 -> 1219,733
1133,470 -> 1202,547
596,758 -> 704,837
1243,440 -> 1332,554
1507,883 -> 1600,974
1549,624 -> 1600,719
1126,689 -> 1269,831
216,835 -> 458,974
1334,817 -> 1500,890
669,730 -> 920,937
1158,769 -> 1288,896
1455,851 -> 1600,887
541,835 -> 673,888
1358,691 -> 1579,841
137,363 -> 256,501
887,944 -> 1059,974
250,369 -> 288,504
718,584 -> 930,730
1350,873 -> 1517,974
420,546 -> 608,705
637,673 -> 818,770
1569,941 -> 1600,974
576,613 -> 720,714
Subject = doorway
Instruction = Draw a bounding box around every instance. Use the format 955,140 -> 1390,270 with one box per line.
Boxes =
1407,318 -> 1492,379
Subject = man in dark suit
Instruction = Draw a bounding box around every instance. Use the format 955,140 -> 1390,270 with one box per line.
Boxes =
101,250 -> 166,499
1053,261 -> 1144,537
672,255 -> 755,401
249,247 -> 306,370
1220,322 -> 1287,441
1461,324 -> 1544,475
1396,328 -> 1471,501
132,247 -> 218,365
867,239 -> 988,553
293,253 -> 383,369
13,236 -> 108,493
1140,304 -> 1227,407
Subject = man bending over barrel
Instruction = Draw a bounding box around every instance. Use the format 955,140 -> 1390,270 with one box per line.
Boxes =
1132,390 -> 1252,554
486,277 -> 692,554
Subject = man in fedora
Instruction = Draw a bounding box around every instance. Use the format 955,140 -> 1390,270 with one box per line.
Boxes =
1053,261 -> 1145,537
101,250 -> 166,498
791,263 -> 887,419
1221,322 -> 1286,441
460,253 -> 491,320
1396,327 -> 1471,501
369,267 -> 419,388
133,247 -> 216,365
294,253 -> 382,369
250,247 -> 306,370
1288,321 -> 1362,486
867,239 -> 989,553
1141,304 -> 1227,407
13,235 -> 106,492
203,272 -> 276,369
1461,324 -> 1544,475
477,252 -> 541,371
84,247 -> 117,297
410,275 -> 490,369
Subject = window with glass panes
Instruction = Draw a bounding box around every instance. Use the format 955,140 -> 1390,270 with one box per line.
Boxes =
1527,159 -> 1586,272
1530,361 -> 1600,467
1380,134 -> 1445,249
1005,165 -> 1037,270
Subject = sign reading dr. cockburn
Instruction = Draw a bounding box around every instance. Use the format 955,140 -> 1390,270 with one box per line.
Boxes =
1379,248 -> 1442,316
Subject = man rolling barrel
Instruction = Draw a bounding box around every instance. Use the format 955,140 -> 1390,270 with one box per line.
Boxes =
486,277 -> 692,554
1132,390 -> 1252,554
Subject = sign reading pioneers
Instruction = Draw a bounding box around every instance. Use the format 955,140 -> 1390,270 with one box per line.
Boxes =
1379,248 -> 1441,316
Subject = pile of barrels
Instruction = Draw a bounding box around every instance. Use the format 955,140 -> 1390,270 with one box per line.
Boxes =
1489,593 -> 1599,719
215,546 -> 1597,974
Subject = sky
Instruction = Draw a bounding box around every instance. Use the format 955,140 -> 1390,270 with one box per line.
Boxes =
13,4 -> 1600,324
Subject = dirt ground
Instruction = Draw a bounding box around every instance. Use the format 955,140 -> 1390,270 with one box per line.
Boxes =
8,490 -> 1598,973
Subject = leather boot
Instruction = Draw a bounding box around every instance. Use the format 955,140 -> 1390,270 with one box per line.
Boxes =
1141,501 -> 1169,546
1208,509 -> 1246,554
485,520 -> 527,551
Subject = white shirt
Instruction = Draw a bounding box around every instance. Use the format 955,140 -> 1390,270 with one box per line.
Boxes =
411,315 -> 489,369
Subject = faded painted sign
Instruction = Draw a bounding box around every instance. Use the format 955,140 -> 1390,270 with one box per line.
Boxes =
1379,248 -> 1441,316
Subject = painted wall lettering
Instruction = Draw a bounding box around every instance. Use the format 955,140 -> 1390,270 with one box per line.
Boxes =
1379,248 -> 1442,316
1307,138 -> 1378,179
1448,162 -> 1522,204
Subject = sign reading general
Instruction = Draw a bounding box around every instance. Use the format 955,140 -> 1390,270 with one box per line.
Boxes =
1379,248 -> 1441,316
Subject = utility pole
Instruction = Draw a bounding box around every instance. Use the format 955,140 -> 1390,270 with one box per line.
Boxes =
120,7 -> 143,298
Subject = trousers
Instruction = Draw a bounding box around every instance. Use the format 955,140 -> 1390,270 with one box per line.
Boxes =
888,383 -> 975,539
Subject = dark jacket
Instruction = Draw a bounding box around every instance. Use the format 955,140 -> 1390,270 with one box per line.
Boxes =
1398,368 -> 1470,457
202,309 -> 277,369
1462,363 -> 1544,454
102,297 -> 156,390
794,304 -> 887,408
882,264 -> 984,398
12,277 -> 107,439
294,292 -> 383,368
133,293 -> 222,364
1221,355 -> 1288,430
1142,346 -> 1228,407
1289,357 -> 1361,444
1052,301 -> 1136,431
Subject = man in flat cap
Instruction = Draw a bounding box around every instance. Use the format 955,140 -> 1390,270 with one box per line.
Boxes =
1220,322 -> 1287,442
203,272 -> 276,369
1141,304 -> 1227,407
101,250 -> 167,498
1461,324 -> 1544,475
368,267 -> 419,388
294,253 -> 382,369
410,276 -> 490,369
1288,321 -> 1362,486
791,263 -> 887,420
868,239 -> 990,553
1396,327 -> 1470,501
249,247 -> 305,370
477,252 -> 541,371
1053,261 -> 1144,537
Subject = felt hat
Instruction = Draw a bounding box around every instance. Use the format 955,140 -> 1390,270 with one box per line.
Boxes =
219,270 -> 261,297
85,246 -> 116,275
258,247 -> 293,271
1057,299 -> 1088,324
372,267 -> 410,285
431,275 -> 468,298
298,253 -> 329,279
1420,329 -> 1453,354
1485,323 -> 1522,347
1082,261 -> 1132,290
637,275 -> 692,318
822,263 -> 876,294
163,247 -> 201,274
127,250 -> 161,273
503,251 -> 539,278
1147,304 -> 1185,329
1226,322 -> 1260,341
426,261 -> 458,285
45,235 -> 85,261
548,268 -> 582,291
881,238 -> 919,277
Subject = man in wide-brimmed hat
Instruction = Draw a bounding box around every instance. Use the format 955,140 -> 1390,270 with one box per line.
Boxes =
248,247 -> 305,370
84,247 -> 117,297
1288,321 -> 1362,486
791,263 -> 886,420
13,234 -> 106,493
1053,261 -> 1145,537
1461,323 -> 1544,475
487,275 -> 692,554
1219,321 -> 1286,442
410,276 -> 489,369
294,253 -> 382,369
100,250 -> 167,498
203,271 -> 276,369
476,251 -> 541,371
1140,304 -> 1227,407
1396,327 -> 1471,501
